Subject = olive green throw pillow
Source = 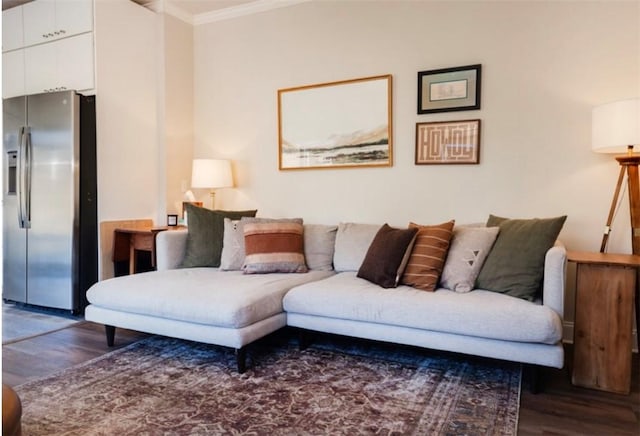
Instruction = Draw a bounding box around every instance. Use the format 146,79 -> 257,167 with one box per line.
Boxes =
180,204 -> 257,268
475,214 -> 566,300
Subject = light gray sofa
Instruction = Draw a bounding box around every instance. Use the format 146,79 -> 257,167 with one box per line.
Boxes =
85,221 -> 566,374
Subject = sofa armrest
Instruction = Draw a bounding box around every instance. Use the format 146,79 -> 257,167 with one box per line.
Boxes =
542,240 -> 567,318
156,229 -> 188,270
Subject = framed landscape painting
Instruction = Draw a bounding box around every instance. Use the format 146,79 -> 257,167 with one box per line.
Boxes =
278,75 -> 393,170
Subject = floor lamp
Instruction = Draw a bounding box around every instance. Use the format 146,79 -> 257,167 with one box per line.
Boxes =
592,97 -> 640,347
191,159 -> 234,209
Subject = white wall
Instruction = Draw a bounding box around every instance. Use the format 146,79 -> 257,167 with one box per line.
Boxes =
94,0 -> 158,223
193,0 -> 639,256
163,14 -> 194,218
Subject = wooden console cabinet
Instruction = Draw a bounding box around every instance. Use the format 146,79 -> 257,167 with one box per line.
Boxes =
568,250 -> 640,394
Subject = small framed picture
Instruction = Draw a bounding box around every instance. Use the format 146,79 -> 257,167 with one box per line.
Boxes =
167,214 -> 178,226
415,119 -> 481,165
418,64 -> 481,114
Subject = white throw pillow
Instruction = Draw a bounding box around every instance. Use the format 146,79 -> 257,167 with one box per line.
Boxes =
219,218 -> 245,270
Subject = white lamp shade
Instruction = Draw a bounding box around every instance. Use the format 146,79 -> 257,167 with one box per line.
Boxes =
592,98 -> 640,153
191,159 -> 233,189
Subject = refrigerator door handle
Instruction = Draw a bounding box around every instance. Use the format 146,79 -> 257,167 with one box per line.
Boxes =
17,126 -> 26,228
24,126 -> 32,229
17,126 -> 32,229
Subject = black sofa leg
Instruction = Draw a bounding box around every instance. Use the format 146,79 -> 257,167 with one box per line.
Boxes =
298,329 -> 313,350
527,365 -> 544,394
236,347 -> 247,374
105,325 -> 115,347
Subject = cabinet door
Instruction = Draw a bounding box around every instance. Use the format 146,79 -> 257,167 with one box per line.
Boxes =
24,43 -> 57,94
56,33 -> 94,92
2,6 -> 24,52
2,50 -> 25,98
55,0 -> 93,39
22,0 -> 56,47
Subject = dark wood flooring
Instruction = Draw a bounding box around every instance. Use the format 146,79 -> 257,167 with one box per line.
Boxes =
2,322 -> 639,435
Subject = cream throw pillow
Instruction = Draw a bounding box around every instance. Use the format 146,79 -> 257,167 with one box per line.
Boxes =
440,226 -> 500,293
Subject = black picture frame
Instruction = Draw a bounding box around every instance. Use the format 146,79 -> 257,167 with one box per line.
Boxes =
167,214 -> 178,226
417,64 -> 481,114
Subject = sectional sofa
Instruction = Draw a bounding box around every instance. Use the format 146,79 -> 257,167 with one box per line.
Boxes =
85,209 -> 567,379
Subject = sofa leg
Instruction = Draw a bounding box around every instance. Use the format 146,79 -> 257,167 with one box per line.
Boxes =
105,325 -> 116,347
298,329 -> 313,350
236,347 -> 247,374
527,365 -> 544,394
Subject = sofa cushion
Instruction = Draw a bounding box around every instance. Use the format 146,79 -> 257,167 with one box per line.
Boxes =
181,205 -> 257,268
283,272 -> 563,344
440,225 -> 500,293
476,215 -> 567,300
333,223 -> 381,272
303,224 -> 338,271
243,221 -> 308,274
87,268 -> 333,329
357,224 -> 418,288
400,220 -> 455,291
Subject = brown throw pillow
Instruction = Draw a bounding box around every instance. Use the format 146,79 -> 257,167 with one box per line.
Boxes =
242,220 -> 308,274
400,220 -> 455,292
357,224 -> 419,288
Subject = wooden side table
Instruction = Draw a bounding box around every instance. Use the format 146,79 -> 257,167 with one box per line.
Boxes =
568,250 -> 640,394
113,227 -> 168,275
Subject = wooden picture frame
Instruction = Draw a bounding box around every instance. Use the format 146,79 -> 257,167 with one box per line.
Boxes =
415,119 -> 481,164
278,75 -> 393,170
418,64 -> 481,114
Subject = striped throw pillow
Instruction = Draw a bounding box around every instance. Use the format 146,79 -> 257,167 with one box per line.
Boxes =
400,220 -> 455,291
242,221 -> 308,274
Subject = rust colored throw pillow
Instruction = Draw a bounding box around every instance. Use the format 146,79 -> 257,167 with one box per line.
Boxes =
357,224 -> 419,288
400,220 -> 455,292
242,220 -> 308,274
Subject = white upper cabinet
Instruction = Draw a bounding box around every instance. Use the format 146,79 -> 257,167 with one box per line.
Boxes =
2,50 -> 25,98
2,6 -> 24,52
55,0 -> 93,39
24,32 -> 94,95
23,0 -> 93,47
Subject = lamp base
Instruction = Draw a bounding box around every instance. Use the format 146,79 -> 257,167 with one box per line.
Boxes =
601,154 -> 640,253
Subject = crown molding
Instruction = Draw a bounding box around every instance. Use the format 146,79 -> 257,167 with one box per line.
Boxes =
144,0 -> 194,24
192,0 -> 311,26
140,0 -> 311,27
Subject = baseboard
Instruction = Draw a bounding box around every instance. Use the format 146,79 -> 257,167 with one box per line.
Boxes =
563,321 -> 639,352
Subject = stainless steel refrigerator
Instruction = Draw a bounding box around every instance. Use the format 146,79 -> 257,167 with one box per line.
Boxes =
3,91 -> 97,313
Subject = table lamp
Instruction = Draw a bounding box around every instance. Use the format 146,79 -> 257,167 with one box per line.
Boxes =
191,159 -> 234,209
592,98 -> 640,253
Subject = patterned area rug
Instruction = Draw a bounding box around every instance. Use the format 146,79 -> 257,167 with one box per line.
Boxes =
16,333 -> 521,435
